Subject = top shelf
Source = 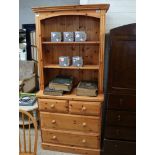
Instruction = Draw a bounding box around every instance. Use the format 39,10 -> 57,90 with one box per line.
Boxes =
42,41 -> 100,45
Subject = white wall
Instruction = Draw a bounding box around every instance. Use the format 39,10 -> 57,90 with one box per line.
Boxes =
19,0 -> 80,28
80,0 -> 136,32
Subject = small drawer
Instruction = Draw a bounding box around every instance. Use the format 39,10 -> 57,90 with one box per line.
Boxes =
38,99 -> 68,113
42,129 -> 100,149
69,101 -> 101,116
104,139 -> 136,155
108,95 -> 136,111
105,126 -> 136,141
106,110 -> 136,127
40,112 -> 100,133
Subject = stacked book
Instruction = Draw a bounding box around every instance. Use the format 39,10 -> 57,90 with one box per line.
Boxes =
76,81 -> 98,97
44,76 -> 73,96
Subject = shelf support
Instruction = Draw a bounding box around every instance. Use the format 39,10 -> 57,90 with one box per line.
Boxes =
36,14 -> 44,90
99,10 -> 106,94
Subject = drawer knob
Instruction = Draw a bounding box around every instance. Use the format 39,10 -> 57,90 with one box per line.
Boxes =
114,144 -> 118,148
117,115 -> 121,121
82,122 -> 87,127
52,135 -> 57,140
120,98 -> 123,105
52,120 -> 56,124
82,139 -> 86,143
82,106 -> 87,111
51,104 -> 55,108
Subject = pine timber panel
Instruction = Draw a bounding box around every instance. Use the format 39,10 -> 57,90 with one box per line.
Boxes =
98,10 -> 106,94
38,99 -> 69,113
43,69 -> 98,87
69,101 -> 101,116
42,41 -> 100,44
40,112 -> 100,133
42,142 -> 100,155
43,65 -> 99,70
36,90 -> 104,102
32,4 -> 110,12
35,14 -> 44,90
32,4 -> 109,155
37,11 -> 101,20
42,45 -> 99,66
37,15 -> 103,92
42,129 -> 100,149
41,15 -> 99,41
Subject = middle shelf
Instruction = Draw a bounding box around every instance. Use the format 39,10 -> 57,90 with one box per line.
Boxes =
42,41 -> 100,45
44,64 -> 99,70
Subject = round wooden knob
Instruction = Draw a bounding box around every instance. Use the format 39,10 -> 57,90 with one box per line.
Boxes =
82,122 -> 87,127
82,106 -> 86,111
51,104 -> 55,108
117,115 -> 121,121
82,139 -> 86,143
52,135 -> 57,140
119,98 -> 123,106
114,144 -> 118,148
120,98 -> 123,103
52,120 -> 56,124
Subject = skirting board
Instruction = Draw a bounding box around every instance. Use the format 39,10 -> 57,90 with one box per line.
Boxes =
42,142 -> 100,155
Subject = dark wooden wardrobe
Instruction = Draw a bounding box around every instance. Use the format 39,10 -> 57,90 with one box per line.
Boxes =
103,23 -> 136,155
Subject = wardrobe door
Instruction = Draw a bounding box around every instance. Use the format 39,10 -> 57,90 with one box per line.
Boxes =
108,24 -> 136,94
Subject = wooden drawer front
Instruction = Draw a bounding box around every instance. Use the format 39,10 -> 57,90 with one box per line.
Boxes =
38,99 -> 68,113
106,110 -> 136,127
108,95 -> 136,111
40,112 -> 100,133
69,101 -> 101,116
42,129 -> 99,149
104,139 -> 136,155
105,126 -> 136,141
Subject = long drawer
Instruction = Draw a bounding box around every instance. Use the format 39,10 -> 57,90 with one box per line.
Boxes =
104,139 -> 136,155
38,99 -> 68,113
42,129 -> 100,149
108,94 -> 136,111
106,110 -> 136,127
105,126 -> 136,141
69,101 -> 101,116
40,112 -> 100,133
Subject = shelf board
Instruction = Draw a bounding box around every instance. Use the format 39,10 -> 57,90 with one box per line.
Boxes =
44,64 -> 99,70
42,41 -> 100,45
36,89 -> 104,102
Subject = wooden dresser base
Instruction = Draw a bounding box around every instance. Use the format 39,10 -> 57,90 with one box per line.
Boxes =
32,3 -> 110,154
42,142 -> 100,155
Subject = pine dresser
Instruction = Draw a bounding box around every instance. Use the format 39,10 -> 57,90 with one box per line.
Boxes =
32,4 -> 110,155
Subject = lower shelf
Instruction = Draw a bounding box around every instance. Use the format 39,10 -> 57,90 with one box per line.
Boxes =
42,142 -> 100,155
44,64 -> 99,70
